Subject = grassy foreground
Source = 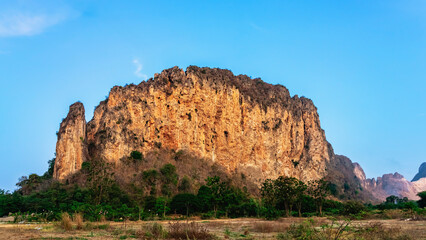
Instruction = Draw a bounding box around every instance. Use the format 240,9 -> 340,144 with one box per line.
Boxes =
0,217 -> 425,240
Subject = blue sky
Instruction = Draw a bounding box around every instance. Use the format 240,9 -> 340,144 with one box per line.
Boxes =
1,0 -> 425,191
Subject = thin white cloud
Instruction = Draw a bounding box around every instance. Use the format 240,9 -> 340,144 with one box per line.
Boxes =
249,22 -> 267,33
250,22 -> 263,31
0,12 -> 67,37
0,0 -> 76,38
133,58 -> 148,80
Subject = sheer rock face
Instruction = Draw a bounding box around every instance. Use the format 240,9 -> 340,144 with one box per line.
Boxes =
53,102 -> 88,180
55,66 -> 333,184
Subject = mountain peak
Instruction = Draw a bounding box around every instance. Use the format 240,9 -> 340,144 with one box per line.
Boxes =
412,162 -> 426,182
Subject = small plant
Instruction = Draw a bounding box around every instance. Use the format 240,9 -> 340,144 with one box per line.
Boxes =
112,228 -> 124,236
96,224 -> 110,230
138,222 -> 168,239
276,232 -> 287,239
285,219 -> 322,239
99,214 -> 107,222
154,142 -> 162,148
73,212 -> 84,230
83,222 -> 94,230
224,227 -> 232,238
354,222 -> 413,240
152,222 -> 167,238
59,212 -> 73,231
168,221 -> 214,240
174,150 -> 185,161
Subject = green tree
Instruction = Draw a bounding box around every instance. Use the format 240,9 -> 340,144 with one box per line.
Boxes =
16,174 -> 42,195
42,158 -> 56,179
274,176 -> 300,217
261,176 -> 307,217
343,200 -> 366,215
86,159 -> 115,205
155,197 -> 169,218
142,169 -> 159,196
260,179 -> 276,207
308,178 -> 330,216
197,185 -> 212,212
386,195 -> 399,204
170,193 -> 200,216
205,176 -> 233,218
178,176 -> 192,193
417,191 -> 426,208
294,180 -> 307,217
160,163 -> 178,185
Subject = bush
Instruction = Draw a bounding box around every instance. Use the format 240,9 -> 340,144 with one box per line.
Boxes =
73,212 -> 83,230
201,212 -> 214,219
285,219 -> 322,239
343,200 -> 366,215
168,221 -> 214,240
160,163 -> 178,185
141,223 -> 167,239
96,223 -> 110,230
260,206 -> 281,220
380,209 -> 407,219
59,212 -> 73,231
418,191 -> 426,208
355,222 -> 413,240
130,151 -> 143,160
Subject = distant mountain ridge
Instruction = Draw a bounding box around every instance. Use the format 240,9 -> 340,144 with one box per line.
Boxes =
412,162 -> 426,182
353,162 -> 426,200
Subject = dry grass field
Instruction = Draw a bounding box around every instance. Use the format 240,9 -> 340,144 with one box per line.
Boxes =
0,217 -> 425,240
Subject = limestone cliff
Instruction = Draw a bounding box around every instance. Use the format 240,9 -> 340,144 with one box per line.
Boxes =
53,102 -> 88,180
53,66 -> 358,195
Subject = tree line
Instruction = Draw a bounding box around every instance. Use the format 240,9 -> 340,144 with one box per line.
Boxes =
1,157 -> 426,221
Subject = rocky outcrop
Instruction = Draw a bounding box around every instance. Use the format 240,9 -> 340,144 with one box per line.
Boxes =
83,66 -> 334,186
54,66 -> 335,186
412,162 -> 426,182
53,102 -> 88,180
325,155 -> 371,200
53,66 -> 383,201
412,178 -> 426,195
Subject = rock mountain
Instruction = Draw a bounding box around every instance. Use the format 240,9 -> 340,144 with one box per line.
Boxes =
353,163 -> 426,200
52,66 -> 422,201
412,162 -> 426,182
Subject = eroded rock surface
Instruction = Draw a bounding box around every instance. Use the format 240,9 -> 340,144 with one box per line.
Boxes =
53,102 -> 88,180
54,67 -> 332,186
85,66 -> 332,185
